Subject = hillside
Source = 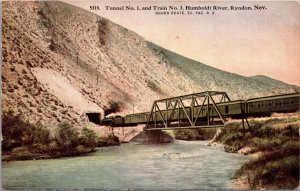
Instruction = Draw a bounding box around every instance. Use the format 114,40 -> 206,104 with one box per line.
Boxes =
1,1 -> 298,138
148,43 -> 299,99
249,75 -> 297,89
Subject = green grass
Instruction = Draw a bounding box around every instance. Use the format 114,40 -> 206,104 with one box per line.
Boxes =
215,118 -> 299,189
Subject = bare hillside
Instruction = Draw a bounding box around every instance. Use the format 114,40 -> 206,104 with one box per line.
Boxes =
2,1 -> 298,136
148,43 -> 298,100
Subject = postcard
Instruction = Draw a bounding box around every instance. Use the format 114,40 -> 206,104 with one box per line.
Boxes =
1,1 -> 299,190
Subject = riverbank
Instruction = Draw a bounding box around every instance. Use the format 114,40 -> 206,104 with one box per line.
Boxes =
2,140 -> 120,161
2,112 -> 120,161
2,147 -> 96,161
207,117 -> 299,190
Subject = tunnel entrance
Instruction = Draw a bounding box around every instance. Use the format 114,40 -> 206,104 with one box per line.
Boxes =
86,112 -> 101,125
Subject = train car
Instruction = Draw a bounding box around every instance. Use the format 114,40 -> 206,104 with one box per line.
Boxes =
246,93 -> 300,117
124,112 -> 150,125
209,100 -> 244,118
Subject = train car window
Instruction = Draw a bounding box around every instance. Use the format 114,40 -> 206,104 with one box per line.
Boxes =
258,103 -> 260,108
225,106 -> 229,114
291,99 -> 295,104
268,101 -> 271,106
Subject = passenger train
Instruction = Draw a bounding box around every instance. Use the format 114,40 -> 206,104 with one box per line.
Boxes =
101,93 -> 300,127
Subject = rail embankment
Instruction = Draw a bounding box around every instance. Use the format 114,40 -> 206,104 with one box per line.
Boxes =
209,117 -> 299,189
2,111 -> 120,161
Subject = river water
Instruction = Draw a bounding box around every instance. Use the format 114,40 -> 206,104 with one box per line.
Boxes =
2,141 -> 249,190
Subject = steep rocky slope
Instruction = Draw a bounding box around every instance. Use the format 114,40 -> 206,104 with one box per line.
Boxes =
148,43 -> 298,99
2,1 -> 298,136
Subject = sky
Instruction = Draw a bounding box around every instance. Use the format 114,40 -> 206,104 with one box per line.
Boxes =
65,1 -> 300,86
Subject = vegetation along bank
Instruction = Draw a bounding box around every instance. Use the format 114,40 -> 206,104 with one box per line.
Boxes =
175,117 -> 299,189
2,111 -> 120,161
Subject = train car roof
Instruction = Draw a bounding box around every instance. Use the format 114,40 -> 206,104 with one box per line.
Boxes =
217,100 -> 243,105
246,93 -> 300,102
125,112 -> 150,117
125,100 -> 244,118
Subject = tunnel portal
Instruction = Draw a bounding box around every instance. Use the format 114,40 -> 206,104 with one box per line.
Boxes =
86,112 -> 101,125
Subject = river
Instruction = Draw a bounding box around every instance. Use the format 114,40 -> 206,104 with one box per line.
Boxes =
2,141 -> 249,190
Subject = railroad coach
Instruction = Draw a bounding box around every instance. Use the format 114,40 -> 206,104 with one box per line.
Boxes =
245,93 -> 300,117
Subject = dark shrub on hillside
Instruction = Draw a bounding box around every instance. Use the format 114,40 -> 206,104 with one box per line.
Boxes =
2,113 -> 25,151
2,111 -> 50,152
79,127 -> 97,148
55,122 -> 80,153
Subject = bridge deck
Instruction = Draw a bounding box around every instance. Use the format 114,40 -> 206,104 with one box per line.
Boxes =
145,124 -> 224,131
